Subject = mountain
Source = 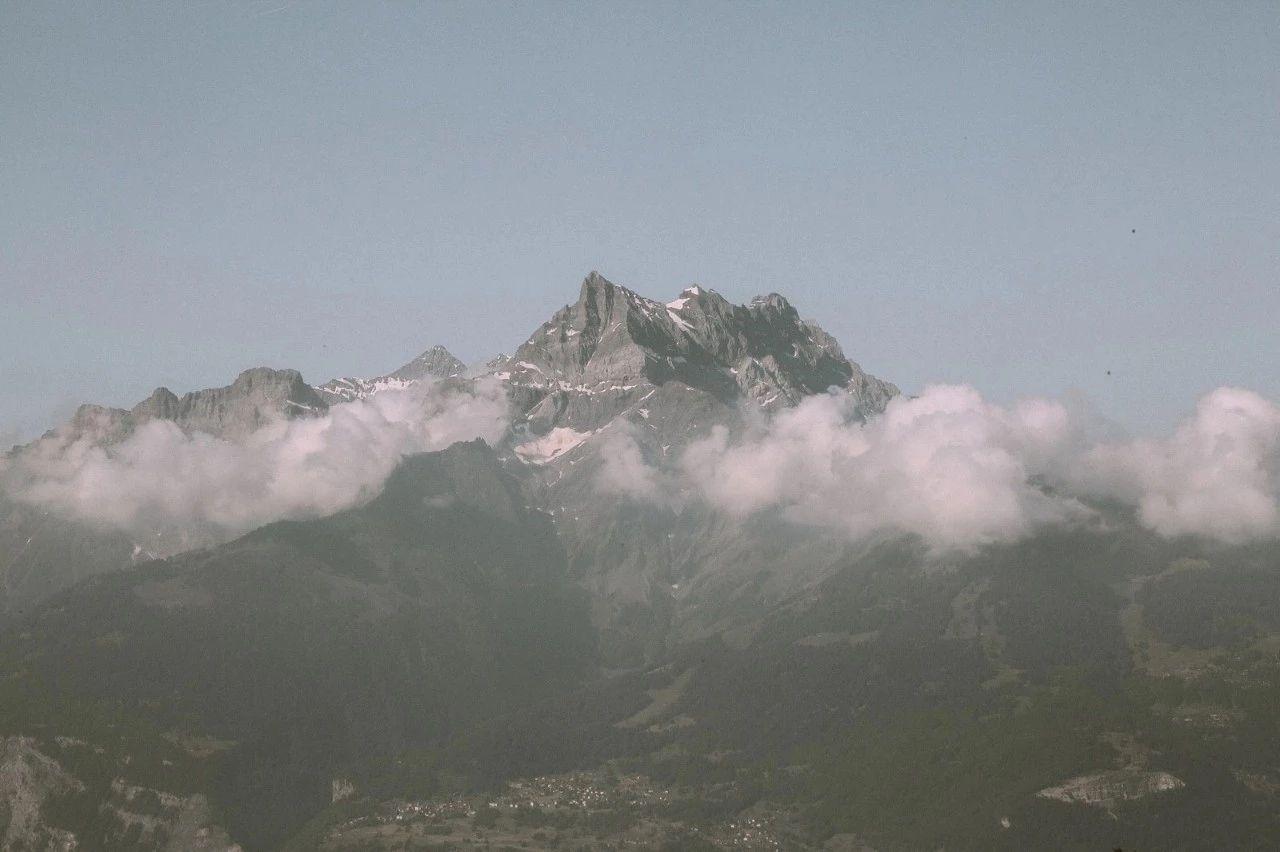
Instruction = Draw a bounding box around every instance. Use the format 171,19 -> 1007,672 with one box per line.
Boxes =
6,271 -> 1280,850
0,440 -> 594,849
0,272 -> 900,672
315,345 -> 467,404
488,273 -> 899,665
385,344 -> 468,383
306,272 -> 895,450
496,271 -> 896,442
0,492 -> 136,621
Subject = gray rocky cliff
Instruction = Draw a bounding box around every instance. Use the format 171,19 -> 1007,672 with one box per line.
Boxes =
496,271 -> 896,444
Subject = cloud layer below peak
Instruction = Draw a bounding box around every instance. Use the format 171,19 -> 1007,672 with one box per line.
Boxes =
607,384 -> 1280,550
7,371 -> 1280,554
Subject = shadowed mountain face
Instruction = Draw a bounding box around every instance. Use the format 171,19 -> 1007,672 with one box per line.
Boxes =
416,522 -> 1280,851
0,493 -> 136,622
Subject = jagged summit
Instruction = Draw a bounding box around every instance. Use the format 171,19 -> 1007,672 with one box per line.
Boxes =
496,271 -> 897,439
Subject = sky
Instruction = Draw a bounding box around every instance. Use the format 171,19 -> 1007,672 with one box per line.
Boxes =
2,1 -> 1277,442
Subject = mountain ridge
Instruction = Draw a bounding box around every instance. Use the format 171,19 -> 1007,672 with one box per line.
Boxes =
62,367 -> 329,445
34,271 -> 894,450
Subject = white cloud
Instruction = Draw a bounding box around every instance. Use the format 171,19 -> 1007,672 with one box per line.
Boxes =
680,385 -> 1090,551
13,370 -> 1280,552
1072,387 -> 1280,542
637,383 -> 1280,549
595,424 -> 669,505
2,378 -> 509,539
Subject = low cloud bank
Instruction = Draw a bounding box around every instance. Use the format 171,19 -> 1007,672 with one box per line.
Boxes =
7,371 -> 1279,552
604,384 -> 1280,550
1,378 -> 509,539
1073,387 -> 1280,543
679,385 -> 1091,550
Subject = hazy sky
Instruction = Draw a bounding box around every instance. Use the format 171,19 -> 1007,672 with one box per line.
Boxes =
2,1 -> 1277,442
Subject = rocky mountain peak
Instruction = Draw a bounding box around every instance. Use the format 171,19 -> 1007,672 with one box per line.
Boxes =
516,272 -> 888,393
508,272 -> 677,384
316,344 -> 466,404
497,271 -> 898,443
666,284 -> 734,325
137,387 -> 181,418
387,345 -> 466,382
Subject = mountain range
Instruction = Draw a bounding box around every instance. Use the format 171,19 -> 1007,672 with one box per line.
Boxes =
1,272 -> 1278,850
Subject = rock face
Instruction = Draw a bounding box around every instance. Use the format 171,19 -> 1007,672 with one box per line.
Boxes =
1037,770 -> 1186,808
0,736 -> 82,850
316,345 -> 466,403
0,736 -> 242,851
101,778 -> 241,851
68,367 -> 329,443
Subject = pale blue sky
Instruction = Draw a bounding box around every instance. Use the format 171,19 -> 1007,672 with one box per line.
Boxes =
2,1 -> 1277,441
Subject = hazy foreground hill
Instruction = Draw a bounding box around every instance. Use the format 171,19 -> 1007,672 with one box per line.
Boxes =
0,440 -> 593,849
363,519 -> 1280,850
12,487 -> 1280,849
